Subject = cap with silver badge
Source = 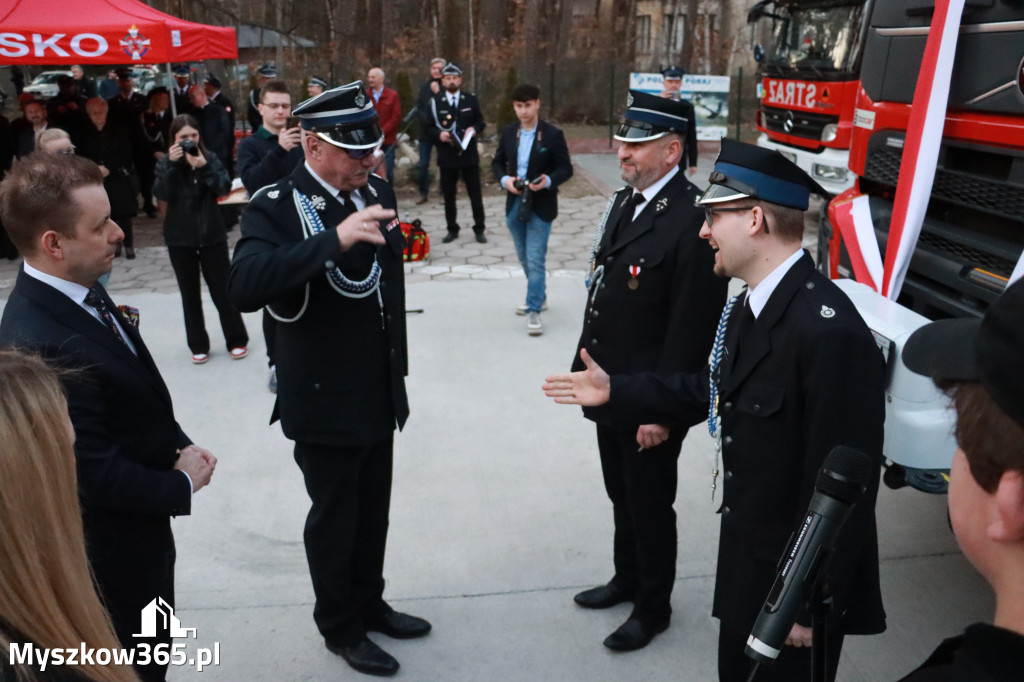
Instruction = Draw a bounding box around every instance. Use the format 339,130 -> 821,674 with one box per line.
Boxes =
614,89 -> 690,143
291,80 -> 383,150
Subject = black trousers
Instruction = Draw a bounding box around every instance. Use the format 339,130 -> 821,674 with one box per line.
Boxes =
104,547 -> 175,682
293,436 -> 394,645
596,423 -> 685,625
167,243 -> 248,354
439,165 -> 486,234
718,621 -> 845,682
262,309 -> 277,368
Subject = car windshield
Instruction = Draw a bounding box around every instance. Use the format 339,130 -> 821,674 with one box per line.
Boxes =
32,73 -> 65,84
766,3 -> 865,75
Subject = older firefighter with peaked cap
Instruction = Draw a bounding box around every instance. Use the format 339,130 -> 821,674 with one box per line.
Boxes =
228,81 -> 430,678
568,89 -> 726,651
546,138 -> 887,681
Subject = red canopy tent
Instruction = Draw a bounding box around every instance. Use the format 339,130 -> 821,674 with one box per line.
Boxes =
0,0 -> 236,65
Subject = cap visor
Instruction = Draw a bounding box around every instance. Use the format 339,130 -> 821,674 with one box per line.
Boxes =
696,183 -> 750,206
613,122 -> 667,143
902,318 -> 981,381
314,122 -> 384,149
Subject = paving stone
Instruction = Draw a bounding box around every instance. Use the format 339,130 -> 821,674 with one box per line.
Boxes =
467,255 -> 502,266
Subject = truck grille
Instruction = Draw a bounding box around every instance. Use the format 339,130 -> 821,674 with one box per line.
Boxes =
863,146 -> 1024,222
761,105 -> 837,142
917,231 -> 1016,278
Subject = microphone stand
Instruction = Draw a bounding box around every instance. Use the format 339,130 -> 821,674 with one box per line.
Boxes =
809,577 -> 834,682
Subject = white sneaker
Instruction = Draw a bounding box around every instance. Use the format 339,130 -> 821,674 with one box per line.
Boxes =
527,311 -> 543,336
516,300 -> 548,316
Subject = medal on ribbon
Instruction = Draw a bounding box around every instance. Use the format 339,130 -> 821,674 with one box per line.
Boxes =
627,265 -> 641,290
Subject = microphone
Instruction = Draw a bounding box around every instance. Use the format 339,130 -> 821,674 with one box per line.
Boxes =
744,445 -> 873,665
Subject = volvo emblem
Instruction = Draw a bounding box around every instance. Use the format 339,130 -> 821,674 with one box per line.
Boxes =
783,110 -> 795,133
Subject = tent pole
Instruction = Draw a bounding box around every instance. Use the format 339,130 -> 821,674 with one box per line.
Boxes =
167,62 -> 178,117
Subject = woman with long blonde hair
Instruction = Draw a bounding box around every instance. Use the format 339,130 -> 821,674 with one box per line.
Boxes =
0,350 -> 138,682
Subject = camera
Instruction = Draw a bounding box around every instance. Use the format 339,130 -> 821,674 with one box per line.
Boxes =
179,139 -> 200,156
514,176 -> 544,222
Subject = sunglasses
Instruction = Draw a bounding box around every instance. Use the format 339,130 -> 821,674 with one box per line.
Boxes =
345,145 -> 379,160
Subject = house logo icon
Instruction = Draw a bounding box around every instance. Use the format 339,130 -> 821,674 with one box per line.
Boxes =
133,598 -> 196,639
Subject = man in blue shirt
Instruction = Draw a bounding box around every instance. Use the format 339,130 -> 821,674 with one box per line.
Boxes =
491,83 -> 573,335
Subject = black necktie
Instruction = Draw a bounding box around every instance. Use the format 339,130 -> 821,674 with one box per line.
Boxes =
84,288 -> 126,346
611,192 -> 646,243
338,190 -> 357,213
728,298 -> 755,368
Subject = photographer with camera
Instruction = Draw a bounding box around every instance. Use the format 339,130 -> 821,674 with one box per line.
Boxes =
154,114 -> 249,365
492,83 -> 573,336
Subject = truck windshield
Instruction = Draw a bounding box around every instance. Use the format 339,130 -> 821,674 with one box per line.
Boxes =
767,3 -> 865,75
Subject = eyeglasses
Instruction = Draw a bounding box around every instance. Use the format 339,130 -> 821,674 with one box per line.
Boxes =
704,206 -> 755,227
704,205 -> 771,234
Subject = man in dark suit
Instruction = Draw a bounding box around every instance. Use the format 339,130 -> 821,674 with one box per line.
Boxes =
566,90 -> 727,651
228,82 -> 430,678
188,84 -> 234,176
427,62 -> 487,244
414,58 -> 445,204
0,153 -> 217,682
544,139 -> 887,681
171,64 -> 194,116
204,73 -> 235,120
492,82 -> 574,335
660,65 -> 700,176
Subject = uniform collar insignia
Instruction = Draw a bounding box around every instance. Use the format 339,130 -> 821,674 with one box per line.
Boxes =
820,305 -> 836,319
365,183 -> 378,198
268,189 -> 279,199
309,194 -> 327,211
656,197 -> 669,212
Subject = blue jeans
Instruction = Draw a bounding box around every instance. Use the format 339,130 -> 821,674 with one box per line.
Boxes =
382,144 -> 395,184
506,197 -> 552,313
417,138 -> 433,196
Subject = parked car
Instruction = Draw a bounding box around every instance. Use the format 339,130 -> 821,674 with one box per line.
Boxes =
23,70 -> 72,99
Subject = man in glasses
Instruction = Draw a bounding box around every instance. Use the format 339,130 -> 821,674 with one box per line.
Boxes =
229,81 -> 430,678
567,89 -> 726,651
545,139 -> 886,681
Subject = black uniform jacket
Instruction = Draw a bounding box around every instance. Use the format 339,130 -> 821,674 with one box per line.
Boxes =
0,271 -> 192,608
228,165 -> 409,447
427,90 -> 485,168
491,119 -> 574,223
572,170 -> 727,428
608,253 -> 887,636
74,124 -> 139,218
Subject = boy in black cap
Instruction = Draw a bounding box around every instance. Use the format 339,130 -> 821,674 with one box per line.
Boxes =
229,81 -> 430,678
204,73 -> 234,118
565,88 -> 726,650
427,62 -> 487,243
898,279 -> 1024,682
545,138 -> 887,681
659,65 -> 699,176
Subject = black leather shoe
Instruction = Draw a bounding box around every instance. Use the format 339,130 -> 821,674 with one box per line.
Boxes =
442,231 -> 458,243
474,232 -> 487,244
573,583 -> 633,609
603,616 -> 669,652
415,195 -> 429,205
326,636 -> 399,677
366,609 -> 432,639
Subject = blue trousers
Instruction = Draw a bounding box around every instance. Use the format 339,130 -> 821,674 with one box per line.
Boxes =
505,197 -> 552,313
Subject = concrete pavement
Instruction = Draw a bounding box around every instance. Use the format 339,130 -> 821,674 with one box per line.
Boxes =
0,151 -> 992,681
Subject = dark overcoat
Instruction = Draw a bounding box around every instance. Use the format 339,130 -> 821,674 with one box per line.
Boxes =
228,165 -> 408,447
491,119 -> 574,223
609,253 -> 888,636
572,170 -> 727,428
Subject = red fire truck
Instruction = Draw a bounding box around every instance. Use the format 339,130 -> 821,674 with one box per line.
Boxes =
820,1 -> 1024,492
747,0 -> 872,194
